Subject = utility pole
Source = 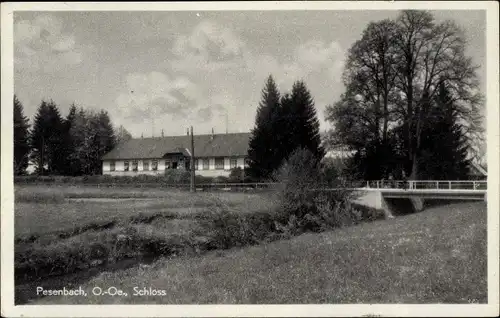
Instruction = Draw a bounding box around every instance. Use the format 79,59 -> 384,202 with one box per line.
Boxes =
190,126 -> 196,193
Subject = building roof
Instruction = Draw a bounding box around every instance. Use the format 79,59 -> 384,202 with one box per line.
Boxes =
102,132 -> 252,160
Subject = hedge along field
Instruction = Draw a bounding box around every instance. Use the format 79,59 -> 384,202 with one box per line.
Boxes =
14,168 -> 252,186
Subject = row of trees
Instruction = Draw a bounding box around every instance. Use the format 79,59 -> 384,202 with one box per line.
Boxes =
14,96 -> 132,175
325,10 -> 484,181
246,76 -> 325,180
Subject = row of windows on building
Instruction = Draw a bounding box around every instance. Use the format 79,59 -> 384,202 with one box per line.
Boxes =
109,158 -> 241,172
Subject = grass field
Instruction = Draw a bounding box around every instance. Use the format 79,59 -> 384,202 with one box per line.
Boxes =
14,185 -> 486,304
30,201 -> 487,304
15,185 -> 275,236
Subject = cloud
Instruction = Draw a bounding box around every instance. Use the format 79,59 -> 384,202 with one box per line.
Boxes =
173,20 -> 245,60
168,19 -> 247,77
197,107 -> 214,121
52,35 -> 76,52
14,14 -> 84,72
114,19 -> 346,136
115,71 -> 200,121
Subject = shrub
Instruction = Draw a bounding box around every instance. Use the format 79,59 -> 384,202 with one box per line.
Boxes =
228,167 -> 245,183
197,196 -> 253,249
196,195 -> 279,249
214,176 -> 229,184
195,175 -> 215,184
272,147 -> 359,233
272,148 -> 324,218
164,169 -> 190,184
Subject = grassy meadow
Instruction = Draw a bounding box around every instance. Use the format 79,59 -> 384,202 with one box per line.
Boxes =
15,185 -> 274,236
14,184 -> 487,304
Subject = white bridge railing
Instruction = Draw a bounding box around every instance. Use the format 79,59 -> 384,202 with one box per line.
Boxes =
365,180 -> 487,190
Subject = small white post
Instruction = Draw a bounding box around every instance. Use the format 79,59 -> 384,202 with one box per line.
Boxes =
376,181 -> 380,188
473,181 -> 476,190
448,181 -> 451,190
436,181 -> 439,189
366,181 -> 370,188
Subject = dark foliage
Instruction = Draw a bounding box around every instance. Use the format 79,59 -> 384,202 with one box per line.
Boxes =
14,95 -> 30,175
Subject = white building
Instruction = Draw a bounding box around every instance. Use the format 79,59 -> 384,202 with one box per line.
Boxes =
101,132 -> 251,177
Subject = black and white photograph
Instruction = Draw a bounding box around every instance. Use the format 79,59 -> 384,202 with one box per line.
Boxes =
1,1 -> 499,317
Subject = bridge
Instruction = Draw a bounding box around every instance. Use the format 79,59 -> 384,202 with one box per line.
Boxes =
350,180 -> 487,219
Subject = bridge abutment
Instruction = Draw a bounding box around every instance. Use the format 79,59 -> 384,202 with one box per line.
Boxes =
374,191 -> 424,218
410,197 -> 424,212
374,191 -> 395,219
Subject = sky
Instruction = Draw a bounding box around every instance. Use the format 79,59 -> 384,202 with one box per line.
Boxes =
14,10 -> 486,138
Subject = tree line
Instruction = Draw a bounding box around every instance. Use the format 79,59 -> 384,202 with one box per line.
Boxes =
14,96 -> 132,176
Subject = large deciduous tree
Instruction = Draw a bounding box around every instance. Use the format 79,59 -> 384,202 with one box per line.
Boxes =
14,95 -> 30,175
326,10 -> 483,180
69,108 -> 116,175
326,19 -> 402,179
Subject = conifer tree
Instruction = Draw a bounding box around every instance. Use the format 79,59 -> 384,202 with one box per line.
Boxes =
30,100 -> 65,174
286,80 -> 325,161
419,82 -> 470,180
247,75 -> 282,180
14,95 -> 30,175
61,104 -> 78,175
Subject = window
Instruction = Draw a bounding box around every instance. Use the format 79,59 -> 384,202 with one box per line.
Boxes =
132,160 -> 138,172
215,158 -> 224,170
194,159 -> 199,170
202,158 -> 209,170
165,160 -> 171,169
143,161 -> 149,171
124,161 -> 129,171
230,158 -> 237,169
152,160 -> 158,171
110,161 -> 115,171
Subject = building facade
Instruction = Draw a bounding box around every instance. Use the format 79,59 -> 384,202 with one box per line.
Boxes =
101,132 -> 251,177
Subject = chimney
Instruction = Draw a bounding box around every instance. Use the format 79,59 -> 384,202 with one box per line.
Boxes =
141,133 -> 143,139
187,128 -> 190,136
161,129 -> 164,138
211,128 -> 214,140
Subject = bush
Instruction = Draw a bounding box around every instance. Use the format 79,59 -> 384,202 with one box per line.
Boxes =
195,175 -> 215,184
197,196 -> 278,249
272,147 -> 359,233
164,169 -> 190,184
228,167 -> 245,183
272,148 -> 324,218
